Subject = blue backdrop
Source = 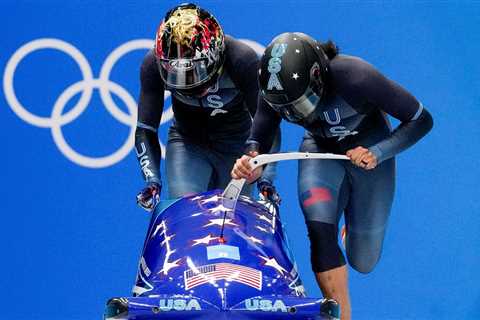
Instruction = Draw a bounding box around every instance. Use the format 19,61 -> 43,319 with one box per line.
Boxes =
2,1 -> 479,319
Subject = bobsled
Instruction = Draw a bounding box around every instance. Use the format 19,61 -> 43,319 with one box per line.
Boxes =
104,153 -> 348,320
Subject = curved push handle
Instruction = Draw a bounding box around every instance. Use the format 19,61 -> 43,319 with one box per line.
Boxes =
222,152 -> 349,211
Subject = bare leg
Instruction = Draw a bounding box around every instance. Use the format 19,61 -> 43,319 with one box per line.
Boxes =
315,265 -> 351,320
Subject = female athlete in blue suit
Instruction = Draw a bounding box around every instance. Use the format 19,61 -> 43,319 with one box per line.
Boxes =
232,32 -> 433,319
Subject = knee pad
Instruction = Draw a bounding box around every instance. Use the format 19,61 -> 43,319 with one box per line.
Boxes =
306,221 -> 346,272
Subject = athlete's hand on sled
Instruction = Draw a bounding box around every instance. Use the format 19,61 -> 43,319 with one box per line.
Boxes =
136,182 -> 161,211
257,179 -> 281,205
346,146 -> 378,170
231,151 -> 263,183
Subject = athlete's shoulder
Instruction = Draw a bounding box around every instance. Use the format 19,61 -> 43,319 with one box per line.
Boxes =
329,54 -> 380,87
142,49 -> 158,71
141,49 -> 159,72
224,35 -> 259,67
140,49 -> 163,88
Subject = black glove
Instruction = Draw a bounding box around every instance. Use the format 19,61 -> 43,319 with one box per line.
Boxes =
136,182 -> 161,212
257,179 -> 281,205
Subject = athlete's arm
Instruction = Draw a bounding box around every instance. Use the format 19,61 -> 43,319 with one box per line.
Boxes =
247,96 -> 282,154
340,58 -> 433,165
232,97 -> 281,182
227,37 -> 282,188
135,50 -> 164,185
226,37 -> 261,117
225,36 -> 282,155
235,45 -> 282,187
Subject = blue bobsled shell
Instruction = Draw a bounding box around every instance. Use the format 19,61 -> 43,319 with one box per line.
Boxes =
104,190 -> 339,320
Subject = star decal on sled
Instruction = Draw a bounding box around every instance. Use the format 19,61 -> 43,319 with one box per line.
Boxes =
208,204 -> 233,214
153,221 -> 181,276
247,236 -> 264,245
158,259 -> 182,276
259,255 -> 287,276
192,234 -> 219,246
256,213 -> 273,224
204,218 -> 238,227
255,226 -> 268,233
201,195 -> 223,204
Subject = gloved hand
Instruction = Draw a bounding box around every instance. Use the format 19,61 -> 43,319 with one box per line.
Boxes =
257,179 -> 281,205
136,182 -> 161,212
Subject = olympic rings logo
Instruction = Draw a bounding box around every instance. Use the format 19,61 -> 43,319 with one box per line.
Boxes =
3,38 -> 173,168
3,38 -> 264,168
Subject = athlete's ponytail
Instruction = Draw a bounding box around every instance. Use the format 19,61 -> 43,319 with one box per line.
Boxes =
320,40 -> 339,60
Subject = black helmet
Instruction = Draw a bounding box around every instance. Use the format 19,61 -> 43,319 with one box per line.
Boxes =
154,3 -> 225,91
259,32 -> 329,122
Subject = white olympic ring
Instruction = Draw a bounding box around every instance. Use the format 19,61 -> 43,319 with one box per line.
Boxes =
51,79 -> 136,168
3,38 -> 264,168
3,38 -> 173,168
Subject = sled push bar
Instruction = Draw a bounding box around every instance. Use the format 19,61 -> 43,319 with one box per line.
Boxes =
222,152 -> 349,211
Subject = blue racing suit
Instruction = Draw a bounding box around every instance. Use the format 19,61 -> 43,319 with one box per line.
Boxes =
135,35 -> 279,198
248,54 -> 433,273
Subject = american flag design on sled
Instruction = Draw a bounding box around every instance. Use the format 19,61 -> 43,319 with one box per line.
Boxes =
184,262 -> 262,290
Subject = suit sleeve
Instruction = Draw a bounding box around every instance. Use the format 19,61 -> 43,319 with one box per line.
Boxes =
247,96 -> 282,154
134,51 -> 165,184
350,60 -> 433,163
230,41 -> 260,118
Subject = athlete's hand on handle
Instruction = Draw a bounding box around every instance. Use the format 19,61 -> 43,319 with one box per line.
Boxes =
136,182 -> 161,211
346,146 -> 377,170
231,151 -> 263,183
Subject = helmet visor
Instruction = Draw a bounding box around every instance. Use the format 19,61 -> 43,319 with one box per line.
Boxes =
158,58 -> 212,89
267,87 -> 321,122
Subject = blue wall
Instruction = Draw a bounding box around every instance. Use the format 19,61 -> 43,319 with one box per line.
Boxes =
1,1 -> 479,319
